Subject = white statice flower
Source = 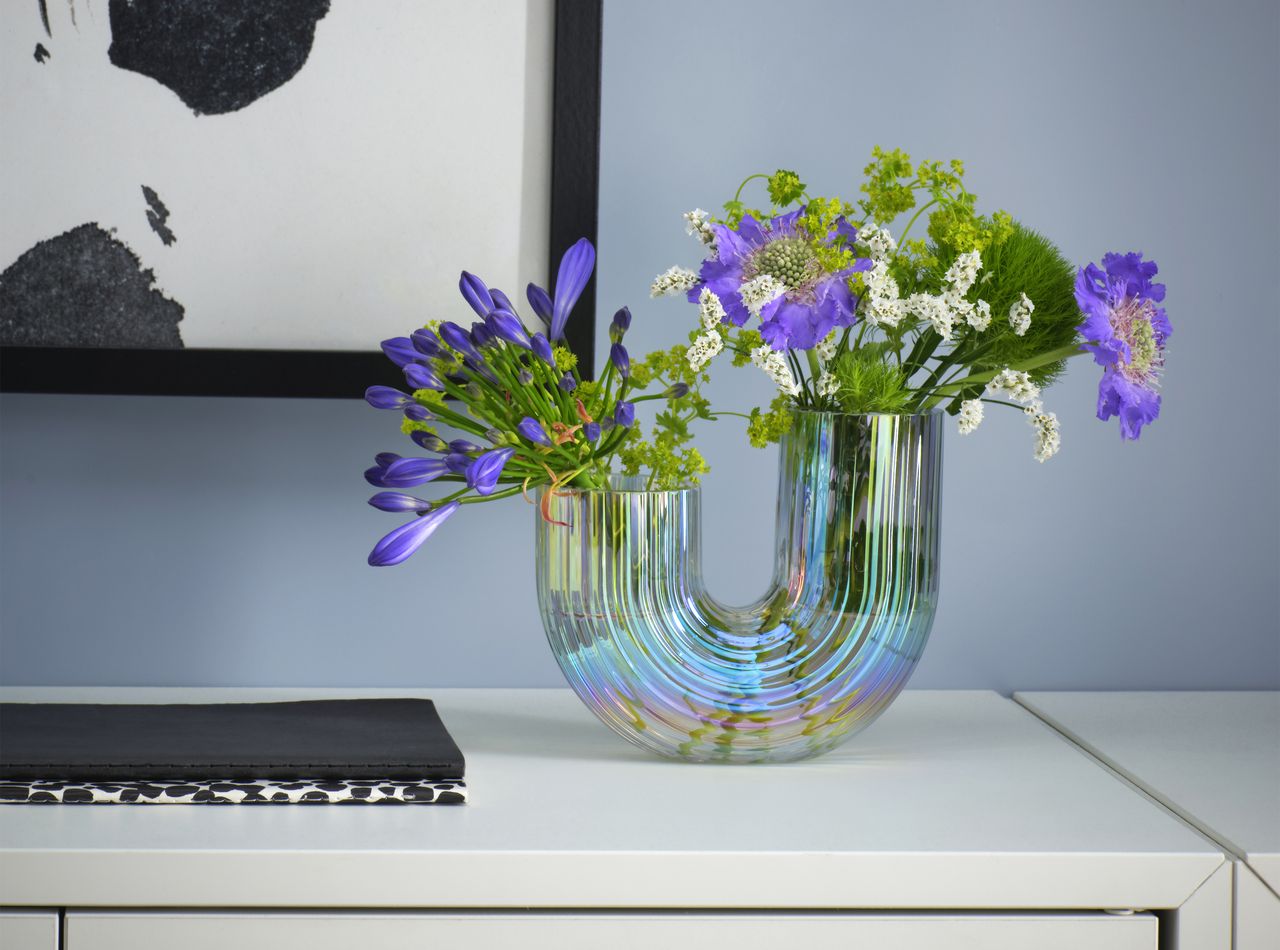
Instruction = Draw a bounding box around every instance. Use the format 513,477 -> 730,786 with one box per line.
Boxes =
814,331 -> 838,362
683,208 -> 716,246
816,371 -> 840,398
1008,291 -> 1034,336
906,293 -> 954,341
1025,405 -> 1061,462
858,224 -> 897,262
862,260 -> 904,328
942,288 -> 974,328
738,274 -> 787,319
750,345 -> 801,397
686,332 -> 723,371
968,299 -> 992,331
697,288 -> 728,330
956,398 -> 984,435
986,368 -> 1041,406
944,249 -> 982,295
650,266 -> 699,298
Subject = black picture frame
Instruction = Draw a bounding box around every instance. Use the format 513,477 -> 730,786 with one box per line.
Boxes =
0,0 -> 602,399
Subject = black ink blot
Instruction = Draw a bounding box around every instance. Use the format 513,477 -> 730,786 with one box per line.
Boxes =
0,224 -> 185,348
142,185 -> 176,246
36,0 -> 50,37
106,0 -> 331,116
34,42 -> 50,63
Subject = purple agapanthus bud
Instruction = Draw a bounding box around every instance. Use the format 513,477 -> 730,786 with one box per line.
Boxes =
609,306 -> 631,343
517,416 -> 552,447
438,321 -> 478,359
583,421 -> 601,442
610,343 -> 630,378
375,452 -> 401,468
470,321 -> 495,350
459,271 -> 495,317
449,438 -> 483,454
550,238 -> 596,341
380,457 -> 450,487
368,501 -> 460,567
411,431 -> 448,453
368,492 -> 434,513
613,401 -> 635,428
466,447 -> 516,496
663,382 -> 690,398
404,362 -> 444,391
526,283 -> 553,330
365,385 -> 412,410
531,332 -> 554,366
403,404 -> 434,422
490,288 -> 516,314
380,337 -> 420,368
411,328 -> 442,358
486,309 -> 532,349
559,373 -> 576,392
444,452 -> 471,475
517,369 -> 534,385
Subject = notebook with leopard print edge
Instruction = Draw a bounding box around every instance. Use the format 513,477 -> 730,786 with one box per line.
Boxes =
0,778 -> 467,804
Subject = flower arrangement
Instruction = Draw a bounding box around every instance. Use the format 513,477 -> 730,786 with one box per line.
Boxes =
362,146 -> 1170,565
653,147 -> 1170,460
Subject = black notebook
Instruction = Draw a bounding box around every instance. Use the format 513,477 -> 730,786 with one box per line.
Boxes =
0,699 -> 465,802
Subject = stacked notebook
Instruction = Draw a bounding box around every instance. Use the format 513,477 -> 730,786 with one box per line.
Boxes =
0,698 -> 466,804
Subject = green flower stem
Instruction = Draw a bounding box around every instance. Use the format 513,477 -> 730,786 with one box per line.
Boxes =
733,173 -> 769,205
456,484 -> 525,505
920,344 -> 1086,408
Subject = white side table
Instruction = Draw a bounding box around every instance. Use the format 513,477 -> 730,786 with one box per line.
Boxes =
1017,691 -> 1280,950
0,688 -> 1228,949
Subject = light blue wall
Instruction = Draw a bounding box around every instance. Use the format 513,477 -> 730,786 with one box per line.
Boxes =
2,0 -> 1277,690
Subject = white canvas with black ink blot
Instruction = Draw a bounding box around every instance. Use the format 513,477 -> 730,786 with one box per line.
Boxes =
0,0 -> 553,350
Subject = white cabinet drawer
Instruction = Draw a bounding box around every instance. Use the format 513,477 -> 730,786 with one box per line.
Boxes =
66,910 -> 1157,950
0,910 -> 59,950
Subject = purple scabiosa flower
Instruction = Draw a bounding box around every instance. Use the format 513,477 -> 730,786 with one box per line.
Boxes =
380,337 -> 421,367
368,501 -> 460,567
1074,252 -> 1171,441
411,328 -> 442,358
485,309 -> 532,349
517,416 -> 552,447
549,238 -> 596,341
558,372 -> 576,392
687,209 -> 870,350
365,385 -> 412,410
466,447 -> 516,495
368,492 -> 434,513
613,401 -> 635,428
531,332 -> 555,367
403,403 -> 434,423
404,362 -> 444,391
379,456 -> 451,487
449,438 -> 483,454
411,430 -> 448,453
609,306 -> 632,343
526,282 -> 553,331
443,452 -> 471,475
459,271 -> 494,317
610,343 -> 630,378
583,421 -> 601,442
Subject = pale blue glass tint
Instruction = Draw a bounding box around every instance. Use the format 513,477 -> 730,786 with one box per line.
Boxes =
536,411 -> 943,762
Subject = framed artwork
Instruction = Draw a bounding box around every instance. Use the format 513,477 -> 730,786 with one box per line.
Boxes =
0,0 -> 601,396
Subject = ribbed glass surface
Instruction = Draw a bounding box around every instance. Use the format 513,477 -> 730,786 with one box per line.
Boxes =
535,411 -> 943,762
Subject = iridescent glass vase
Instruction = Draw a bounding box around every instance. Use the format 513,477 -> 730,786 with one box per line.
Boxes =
535,410 -> 942,763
